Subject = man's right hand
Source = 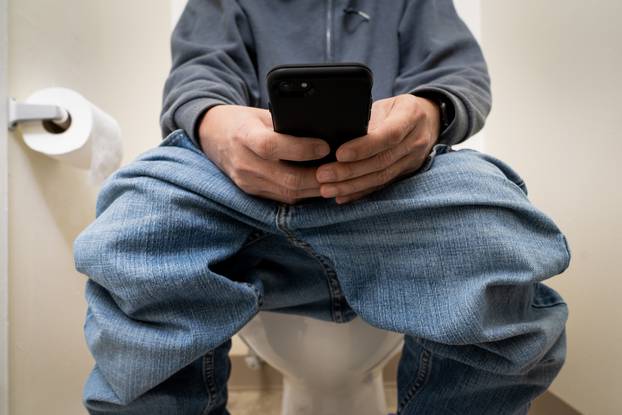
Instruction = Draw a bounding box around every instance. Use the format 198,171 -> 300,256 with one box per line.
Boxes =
198,105 -> 330,204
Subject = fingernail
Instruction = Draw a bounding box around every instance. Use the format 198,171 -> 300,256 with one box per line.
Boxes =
315,145 -> 329,157
338,149 -> 355,161
322,185 -> 338,198
318,169 -> 336,182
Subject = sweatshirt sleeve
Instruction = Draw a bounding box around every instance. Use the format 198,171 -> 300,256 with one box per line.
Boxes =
160,0 -> 259,147
393,0 -> 491,145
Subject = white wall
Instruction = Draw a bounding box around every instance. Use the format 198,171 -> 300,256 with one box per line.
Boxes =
481,1 -> 622,413
455,1 -> 482,39
453,0 -> 485,152
170,0 -> 187,28
7,1 -> 170,414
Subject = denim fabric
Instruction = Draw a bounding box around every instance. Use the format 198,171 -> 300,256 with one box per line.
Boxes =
74,130 -> 570,414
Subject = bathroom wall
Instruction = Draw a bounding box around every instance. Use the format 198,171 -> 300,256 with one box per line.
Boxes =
481,1 -> 622,413
7,1 -> 170,414
453,0 -> 484,152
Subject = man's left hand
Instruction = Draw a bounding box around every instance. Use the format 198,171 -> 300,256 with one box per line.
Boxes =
316,93 -> 441,204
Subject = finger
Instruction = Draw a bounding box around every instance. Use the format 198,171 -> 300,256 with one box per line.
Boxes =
230,146 -> 321,192
255,107 -> 274,126
255,158 -> 322,191
335,186 -> 382,204
336,115 -> 417,163
317,129 -> 422,183
366,97 -> 393,131
336,99 -> 420,163
248,175 -> 321,203
320,151 -> 422,198
243,127 -> 330,162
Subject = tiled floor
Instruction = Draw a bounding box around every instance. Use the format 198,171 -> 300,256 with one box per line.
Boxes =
228,388 -> 571,415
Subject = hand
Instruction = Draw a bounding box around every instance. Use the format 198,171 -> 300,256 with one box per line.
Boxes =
316,94 -> 441,204
198,105 -> 330,204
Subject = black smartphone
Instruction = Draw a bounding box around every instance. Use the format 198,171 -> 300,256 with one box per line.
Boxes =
267,63 -> 373,165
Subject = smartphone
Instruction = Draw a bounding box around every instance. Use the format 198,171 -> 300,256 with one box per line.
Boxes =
267,63 -> 373,165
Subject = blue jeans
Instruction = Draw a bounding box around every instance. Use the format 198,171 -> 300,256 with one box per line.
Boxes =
74,130 -> 570,415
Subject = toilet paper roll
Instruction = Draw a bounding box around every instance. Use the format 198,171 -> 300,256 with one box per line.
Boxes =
20,87 -> 123,185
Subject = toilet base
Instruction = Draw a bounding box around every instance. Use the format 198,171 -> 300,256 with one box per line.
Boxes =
281,369 -> 389,415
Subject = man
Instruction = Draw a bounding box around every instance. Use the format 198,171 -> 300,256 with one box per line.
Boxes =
74,1 -> 570,414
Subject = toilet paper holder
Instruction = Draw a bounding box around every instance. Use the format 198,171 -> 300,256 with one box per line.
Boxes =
7,97 -> 70,131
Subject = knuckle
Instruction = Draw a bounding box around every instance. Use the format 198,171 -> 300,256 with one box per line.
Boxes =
233,171 -> 255,191
282,172 -> 302,189
280,188 -> 298,203
378,168 -> 394,184
236,163 -> 256,178
228,152 -> 243,170
231,123 -> 249,145
239,182 -> 254,194
257,136 -> 278,159
339,182 -> 354,195
337,163 -> 353,180
377,149 -> 395,168
411,139 -> 428,155
409,95 -> 421,111
229,170 -> 244,188
386,126 -> 403,145
349,183 -> 361,194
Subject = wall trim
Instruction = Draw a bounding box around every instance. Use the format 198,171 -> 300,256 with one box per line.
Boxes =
0,0 -> 9,412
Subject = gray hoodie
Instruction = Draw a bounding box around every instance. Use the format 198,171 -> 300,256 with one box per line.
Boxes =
160,0 -> 491,147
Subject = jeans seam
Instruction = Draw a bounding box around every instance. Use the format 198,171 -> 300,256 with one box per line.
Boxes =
275,203 -> 347,323
531,301 -> 567,309
200,351 -> 217,415
397,347 -> 432,414
239,229 -> 269,250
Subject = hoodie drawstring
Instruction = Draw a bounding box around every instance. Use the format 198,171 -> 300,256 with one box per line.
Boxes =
343,0 -> 370,33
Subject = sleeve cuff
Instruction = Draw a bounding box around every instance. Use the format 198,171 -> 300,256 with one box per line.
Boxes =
173,98 -> 229,150
410,86 -> 470,146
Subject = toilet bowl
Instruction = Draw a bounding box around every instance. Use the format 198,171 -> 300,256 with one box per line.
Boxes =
238,312 -> 404,415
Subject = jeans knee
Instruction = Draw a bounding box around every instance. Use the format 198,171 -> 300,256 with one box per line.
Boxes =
417,313 -> 567,379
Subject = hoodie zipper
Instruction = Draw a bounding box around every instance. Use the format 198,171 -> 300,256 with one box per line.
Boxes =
326,0 -> 333,61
